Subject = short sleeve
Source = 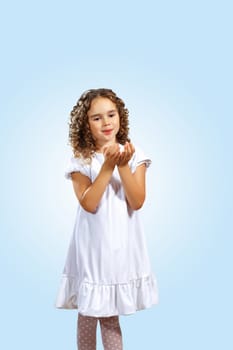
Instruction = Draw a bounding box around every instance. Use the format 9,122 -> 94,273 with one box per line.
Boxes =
130,146 -> 152,173
64,156 -> 91,180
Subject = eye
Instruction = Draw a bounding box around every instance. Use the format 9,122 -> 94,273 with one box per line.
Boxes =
109,113 -> 115,118
93,116 -> 100,121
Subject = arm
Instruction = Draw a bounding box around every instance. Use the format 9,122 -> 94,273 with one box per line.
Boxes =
118,163 -> 146,210
117,142 -> 147,210
71,144 -> 121,213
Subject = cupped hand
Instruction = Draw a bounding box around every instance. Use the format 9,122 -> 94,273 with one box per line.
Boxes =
103,144 -> 121,169
117,142 -> 135,167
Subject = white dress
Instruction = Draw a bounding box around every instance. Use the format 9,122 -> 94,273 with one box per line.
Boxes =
55,145 -> 159,317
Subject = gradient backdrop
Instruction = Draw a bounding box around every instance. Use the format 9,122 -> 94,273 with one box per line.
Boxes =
1,1 -> 232,349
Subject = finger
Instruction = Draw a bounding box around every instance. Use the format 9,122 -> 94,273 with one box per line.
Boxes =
123,144 -> 129,158
120,152 -> 128,164
124,142 -> 129,151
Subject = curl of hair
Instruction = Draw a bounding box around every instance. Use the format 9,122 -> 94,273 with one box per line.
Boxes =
68,88 -> 130,160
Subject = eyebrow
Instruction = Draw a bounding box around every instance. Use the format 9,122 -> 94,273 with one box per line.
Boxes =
89,109 -> 117,119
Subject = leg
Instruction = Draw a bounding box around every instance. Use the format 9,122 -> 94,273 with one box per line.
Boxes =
77,313 -> 98,350
99,316 -> 123,350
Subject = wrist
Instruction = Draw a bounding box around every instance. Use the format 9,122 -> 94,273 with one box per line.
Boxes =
102,162 -> 115,172
117,163 -> 129,170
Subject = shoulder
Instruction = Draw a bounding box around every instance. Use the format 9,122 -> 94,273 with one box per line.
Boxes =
65,155 -> 92,180
130,145 -> 152,172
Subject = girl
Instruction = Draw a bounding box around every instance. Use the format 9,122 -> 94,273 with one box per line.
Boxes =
55,88 -> 159,349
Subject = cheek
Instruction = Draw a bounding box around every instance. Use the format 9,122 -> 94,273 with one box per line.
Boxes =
88,125 -> 98,140
89,123 -> 97,134
115,116 -> 120,130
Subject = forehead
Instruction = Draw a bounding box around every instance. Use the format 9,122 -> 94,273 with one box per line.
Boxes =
87,97 -> 117,115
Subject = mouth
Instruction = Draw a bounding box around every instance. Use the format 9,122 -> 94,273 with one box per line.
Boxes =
102,129 -> 113,135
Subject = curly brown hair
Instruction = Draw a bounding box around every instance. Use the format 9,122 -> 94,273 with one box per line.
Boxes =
68,88 -> 130,159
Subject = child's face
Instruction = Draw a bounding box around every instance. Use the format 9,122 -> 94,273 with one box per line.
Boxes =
87,97 -> 120,149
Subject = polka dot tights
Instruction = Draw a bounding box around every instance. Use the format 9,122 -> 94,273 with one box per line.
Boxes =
77,313 -> 123,350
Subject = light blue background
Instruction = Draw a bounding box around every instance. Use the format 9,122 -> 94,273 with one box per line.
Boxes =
1,1 -> 232,349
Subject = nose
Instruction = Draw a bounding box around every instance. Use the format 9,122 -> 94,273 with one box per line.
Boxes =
103,116 -> 110,126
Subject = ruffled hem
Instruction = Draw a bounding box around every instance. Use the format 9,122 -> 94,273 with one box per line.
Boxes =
55,274 -> 159,317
